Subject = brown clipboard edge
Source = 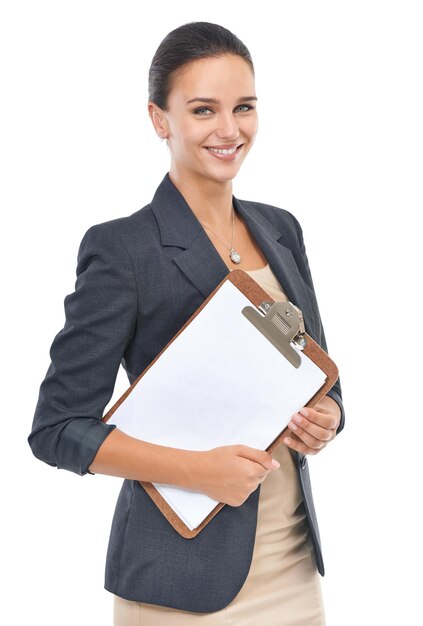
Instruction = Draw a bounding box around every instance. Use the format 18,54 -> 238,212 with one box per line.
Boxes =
101,268 -> 339,539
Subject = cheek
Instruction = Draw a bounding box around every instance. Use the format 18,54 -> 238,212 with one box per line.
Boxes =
246,116 -> 259,140
167,116 -> 195,143
189,125 -> 209,148
175,122 -> 206,154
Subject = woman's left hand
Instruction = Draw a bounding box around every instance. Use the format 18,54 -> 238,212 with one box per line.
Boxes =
283,395 -> 341,455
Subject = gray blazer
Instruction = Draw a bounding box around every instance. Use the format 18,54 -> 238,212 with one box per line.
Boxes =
28,171 -> 345,612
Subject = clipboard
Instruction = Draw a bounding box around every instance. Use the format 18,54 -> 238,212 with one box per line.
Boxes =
102,269 -> 339,538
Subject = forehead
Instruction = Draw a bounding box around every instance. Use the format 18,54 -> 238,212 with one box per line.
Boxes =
169,55 -> 255,103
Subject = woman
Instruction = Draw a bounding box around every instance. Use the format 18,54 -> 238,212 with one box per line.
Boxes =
28,21 -> 345,626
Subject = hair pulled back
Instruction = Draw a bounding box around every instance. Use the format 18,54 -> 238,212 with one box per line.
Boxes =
148,21 -> 254,111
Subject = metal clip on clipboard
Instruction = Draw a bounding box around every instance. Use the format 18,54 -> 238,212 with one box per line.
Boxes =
242,300 -> 307,369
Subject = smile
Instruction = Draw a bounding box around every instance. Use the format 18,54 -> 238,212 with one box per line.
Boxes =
204,144 -> 244,161
206,145 -> 240,154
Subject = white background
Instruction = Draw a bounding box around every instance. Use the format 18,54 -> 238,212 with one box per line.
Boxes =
2,1 -> 422,624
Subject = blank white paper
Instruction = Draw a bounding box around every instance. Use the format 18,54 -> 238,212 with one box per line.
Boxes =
107,280 -> 327,530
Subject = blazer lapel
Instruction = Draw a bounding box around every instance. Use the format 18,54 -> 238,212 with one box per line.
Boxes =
150,172 -> 316,336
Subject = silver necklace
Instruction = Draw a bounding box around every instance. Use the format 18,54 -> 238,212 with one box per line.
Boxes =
199,203 -> 242,264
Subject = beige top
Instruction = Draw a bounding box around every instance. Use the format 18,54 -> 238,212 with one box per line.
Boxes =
243,262 -> 289,301
113,263 -> 325,624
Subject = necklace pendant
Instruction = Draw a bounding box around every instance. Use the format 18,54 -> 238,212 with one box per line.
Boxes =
230,248 -> 242,264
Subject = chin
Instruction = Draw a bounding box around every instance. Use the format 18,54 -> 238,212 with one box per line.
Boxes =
199,160 -> 243,182
203,169 -> 240,184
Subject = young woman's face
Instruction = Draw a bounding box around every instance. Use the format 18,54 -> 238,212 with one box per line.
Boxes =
154,54 -> 258,183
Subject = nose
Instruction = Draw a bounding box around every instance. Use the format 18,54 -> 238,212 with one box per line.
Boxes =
215,111 -> 240,140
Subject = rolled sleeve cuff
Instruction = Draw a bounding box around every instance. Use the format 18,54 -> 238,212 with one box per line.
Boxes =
325,387 -> 345,435
55,418 -> 117,476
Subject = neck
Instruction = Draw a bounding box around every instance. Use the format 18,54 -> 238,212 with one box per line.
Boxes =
168,165 -> 234,228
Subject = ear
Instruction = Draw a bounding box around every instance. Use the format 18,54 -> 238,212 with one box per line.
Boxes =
148,102 -> 169,140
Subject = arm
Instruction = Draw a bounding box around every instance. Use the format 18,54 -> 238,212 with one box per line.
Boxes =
27,222 -> 137,475
87,428 -> 201,488
28,222 -> 202,485
27,221 -> 199,485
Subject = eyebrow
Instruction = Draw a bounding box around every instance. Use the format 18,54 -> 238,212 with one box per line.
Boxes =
186,96 -> 258,105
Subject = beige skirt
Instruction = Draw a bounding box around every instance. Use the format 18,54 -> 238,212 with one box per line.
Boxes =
113,443 -> 325,625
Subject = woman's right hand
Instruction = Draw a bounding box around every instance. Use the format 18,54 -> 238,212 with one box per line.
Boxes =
194,445 -> 280,507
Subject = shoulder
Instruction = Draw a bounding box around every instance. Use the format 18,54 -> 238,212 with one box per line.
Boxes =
81,202 -> 155,242
76,202 -> 157,263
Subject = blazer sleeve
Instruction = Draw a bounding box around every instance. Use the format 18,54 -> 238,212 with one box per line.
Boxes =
289,213 -> 346,435
28,222 -> 138,475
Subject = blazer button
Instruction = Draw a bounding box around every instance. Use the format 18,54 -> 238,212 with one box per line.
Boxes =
300,454 -> 307,469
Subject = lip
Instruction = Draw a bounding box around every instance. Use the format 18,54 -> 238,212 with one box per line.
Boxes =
205,143 -> 242,149
204,143 -> 244,161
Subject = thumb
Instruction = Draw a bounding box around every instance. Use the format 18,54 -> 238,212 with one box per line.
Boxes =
237,445 -> 280,470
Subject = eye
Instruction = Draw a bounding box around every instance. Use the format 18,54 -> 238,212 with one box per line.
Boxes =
193,104 -> 256,116
237,104 -> 255,112
193,107 -> 214,115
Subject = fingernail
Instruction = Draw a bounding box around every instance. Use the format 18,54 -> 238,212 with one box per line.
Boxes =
271,459 -> 280,468
299,408 -> 309,417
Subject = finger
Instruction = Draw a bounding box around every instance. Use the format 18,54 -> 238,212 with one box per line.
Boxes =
283,432 -> 323,456
289,415 -> 334,443
258,473 -> 268,484
295,407 -> 339,430
286,423 -> 328,451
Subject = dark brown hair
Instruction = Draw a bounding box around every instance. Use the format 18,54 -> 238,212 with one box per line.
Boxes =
148,21 -> 254,110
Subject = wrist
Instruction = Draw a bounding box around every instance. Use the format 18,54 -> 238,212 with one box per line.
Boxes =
175,449 -> 207,491
319,395 -> 341,421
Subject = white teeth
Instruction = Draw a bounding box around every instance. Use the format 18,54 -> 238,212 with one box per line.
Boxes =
207,145 -> 238,155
